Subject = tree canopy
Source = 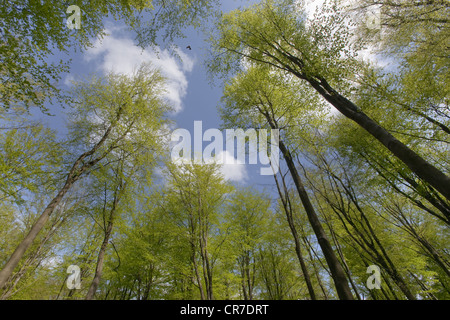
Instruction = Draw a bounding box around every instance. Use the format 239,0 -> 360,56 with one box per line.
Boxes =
0,0 -> 448,303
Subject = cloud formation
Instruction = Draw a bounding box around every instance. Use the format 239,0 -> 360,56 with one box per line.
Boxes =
84,33 -> 194,113
216,150 -> 248,182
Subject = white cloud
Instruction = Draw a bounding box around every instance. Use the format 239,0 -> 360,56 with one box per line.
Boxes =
84,33 -> 195,113
64,74 -> 75,87
217,150 -> 248,182
171,149 -> 248,183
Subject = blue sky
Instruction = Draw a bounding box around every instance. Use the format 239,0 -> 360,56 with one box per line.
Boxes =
32,0 -> 380,192
32,0 -> 281,190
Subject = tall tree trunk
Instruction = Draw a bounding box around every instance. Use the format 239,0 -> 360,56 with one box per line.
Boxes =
327,217 -> 362,300
240,252 -> 255,300
198,191 -> 214,300
327,176 -> 416,300
85,177 -> 125,300
192,251 -> 205,300
278,139 -> 354,299
0,119 -> 118,289
85,160 -> 129,301
302,233 -> 329,299
241,278 -> 249,300
273,171 -> 317,300
1,207 -> 69,300
0,179 -> 74,289
307,77 -> 450,201
246,254 -> 255,300
189,211 -> 205,300
200,231 -> 214,300
258,107 -> 353,299
85,218 -> 114,300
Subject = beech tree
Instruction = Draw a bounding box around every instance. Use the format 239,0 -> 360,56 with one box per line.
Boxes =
273,167 -> 317,300
220,65 -> 355,299
0,0 -> 447,302
208,0 -> 450,200
84,158 -> 129,300
223,187 -> 271,300
161,162 -> 232,300
0,64 -> 170,289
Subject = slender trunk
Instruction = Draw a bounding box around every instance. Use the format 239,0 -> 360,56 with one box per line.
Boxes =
240,257 -> 249,300
85,217 -> 115,300
382,273 -> 400,300
85,166 -> 126,300
297,219 -> 329,299
204,251 -> 214,300
273,172 -> 317,300
143,275 -> 153,300
418,238 -> 450,278
316,162 -> 416,300
358,206 -> 417,300
0,180 -> 73,288
327,219 -> 361,300
200,233 -> 214,300
241,277 -> 249,300
278,139 -> 354,300
198,192 -> 214,300
0,118 -> 119,289
409,271 -> 437,300
1,210 -> 68,300
192,244 -> 205,300
290,221 -> 317,300
127,279 -> 136,300
246,254 -> 254,300
308,77 -> 450,201
224,278 -> 230,300
258,107 -> 353,299
195,262 -> 206,300
190,221 -> 205,300
240,252 -> 254,300
302,232 -> 329,299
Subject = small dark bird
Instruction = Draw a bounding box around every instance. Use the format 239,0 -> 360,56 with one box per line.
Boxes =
186,45 -> 192,50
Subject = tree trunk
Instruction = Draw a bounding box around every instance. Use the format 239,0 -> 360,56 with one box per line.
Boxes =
198,192 -> 214,300
189,211 -> 205,300
1,208 -> 69,299
307,77 -> 450,201
85,167 -> 126,300
273,171 -> 317,300
85,217 -> 115,300
200,232 -> 214,300
240,251 -> 255,300
258,107 -> 353,300
246,254 -> 255,300
303,233 -> 329,299
278,140 -> 354,300
327,217 -> 362,300
192,252 -> 205,300
0,179 -> 74,288
0,119 -> 118,289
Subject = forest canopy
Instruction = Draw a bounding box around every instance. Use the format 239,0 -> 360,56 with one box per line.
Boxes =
0,0 -> 448,301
